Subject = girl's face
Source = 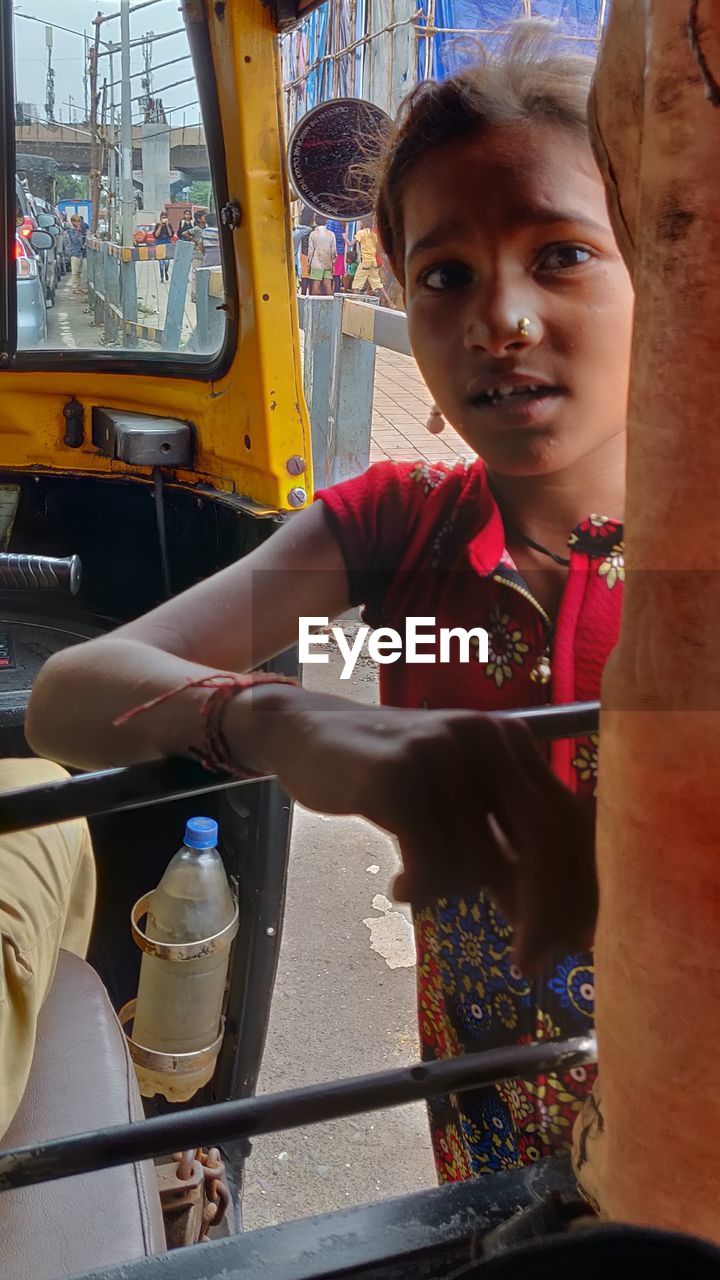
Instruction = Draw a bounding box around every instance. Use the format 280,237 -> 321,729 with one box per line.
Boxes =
402,122 -> 634,476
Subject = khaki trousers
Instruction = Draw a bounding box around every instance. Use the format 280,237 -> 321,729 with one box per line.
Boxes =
0,759 -> 96,1139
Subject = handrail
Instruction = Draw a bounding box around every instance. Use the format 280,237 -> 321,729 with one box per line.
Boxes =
0,1034 -> 596,1193
0,701 -> 599,835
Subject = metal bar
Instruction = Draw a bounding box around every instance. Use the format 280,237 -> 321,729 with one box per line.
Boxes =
0,702 -> 599,837
0,1036 -> 595,1193
96,28 -> 186,57
109,52 -> 192,89
0,759 -> 267,837
131,74 -> 194,103
97,0 -> 166,24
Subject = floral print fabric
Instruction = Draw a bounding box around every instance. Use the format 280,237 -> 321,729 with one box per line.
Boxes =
317,461 -> 624,1180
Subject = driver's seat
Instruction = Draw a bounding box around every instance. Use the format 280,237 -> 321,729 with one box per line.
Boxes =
0,950 -> 165,1279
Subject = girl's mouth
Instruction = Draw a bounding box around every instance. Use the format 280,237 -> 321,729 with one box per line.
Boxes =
468,384 -> 564,425
469,383 -> 562,408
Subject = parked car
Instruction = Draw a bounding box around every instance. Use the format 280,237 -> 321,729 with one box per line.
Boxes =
16,186 -> 56,308
35,213 -> 63,291
31,198 -> 62,304
43,202 -> 71,274
16,233 -> 49,348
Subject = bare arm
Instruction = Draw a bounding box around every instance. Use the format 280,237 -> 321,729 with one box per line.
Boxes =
26,502 -> 349,770
27,499 -> 597,970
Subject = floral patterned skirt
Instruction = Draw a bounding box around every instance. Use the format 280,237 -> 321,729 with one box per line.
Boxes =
415,894 -> 597,1180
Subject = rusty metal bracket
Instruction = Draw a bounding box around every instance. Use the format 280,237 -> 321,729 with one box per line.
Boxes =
156,1154 -> 205,1250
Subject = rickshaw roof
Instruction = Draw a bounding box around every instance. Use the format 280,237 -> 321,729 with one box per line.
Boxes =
270,0 -> 327,31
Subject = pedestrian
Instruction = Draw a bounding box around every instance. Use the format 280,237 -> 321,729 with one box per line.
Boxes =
343,238 -> 358,291
326,217 -> 346,293
189,212 -> 206,302
352,217 -> 383,297
297,206 -> 315,295
27,18 -> 633,1198
178,207 -> 194,239
153,211 -> 174,283
201,212 -> 220,269
307,215 -> 336,296
67,214 -> 86,296
292,207 -> 314,292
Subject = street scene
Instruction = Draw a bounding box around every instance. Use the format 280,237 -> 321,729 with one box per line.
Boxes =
14,3 -> 221,357
12,0 -> 476,1229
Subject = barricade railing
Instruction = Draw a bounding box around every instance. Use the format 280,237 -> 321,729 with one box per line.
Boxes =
85,236 -> 195,351
297,294 -> 413,489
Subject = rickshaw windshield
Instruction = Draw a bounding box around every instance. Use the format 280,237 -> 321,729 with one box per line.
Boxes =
9,1 -> 229,370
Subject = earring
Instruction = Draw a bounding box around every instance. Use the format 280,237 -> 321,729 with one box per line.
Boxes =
426,404 -> 445,434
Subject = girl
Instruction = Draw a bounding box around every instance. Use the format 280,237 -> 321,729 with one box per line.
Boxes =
26,23 -> 633,1183
153,212 -> 174,283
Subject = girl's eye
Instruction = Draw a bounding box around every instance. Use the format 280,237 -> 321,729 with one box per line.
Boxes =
420,262 -> 472,291
536,244 -> 593,272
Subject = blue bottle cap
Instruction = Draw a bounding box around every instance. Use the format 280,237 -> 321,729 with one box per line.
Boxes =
184,817 -> 218,850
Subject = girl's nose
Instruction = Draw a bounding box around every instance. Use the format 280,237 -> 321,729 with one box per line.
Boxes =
463,300 -> 541,357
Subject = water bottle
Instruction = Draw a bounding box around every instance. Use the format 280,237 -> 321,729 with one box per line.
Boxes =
131,817 -> 237,1101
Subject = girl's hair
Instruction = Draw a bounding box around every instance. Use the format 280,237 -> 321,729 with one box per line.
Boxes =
375,20 -> 595,279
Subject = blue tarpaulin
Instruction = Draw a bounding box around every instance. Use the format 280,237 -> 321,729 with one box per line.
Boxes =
282,2 -> 610,123
428,1 -> 607,76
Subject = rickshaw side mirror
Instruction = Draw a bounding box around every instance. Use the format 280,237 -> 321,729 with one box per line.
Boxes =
29,229 -> 54,252
287,98 -> 392,222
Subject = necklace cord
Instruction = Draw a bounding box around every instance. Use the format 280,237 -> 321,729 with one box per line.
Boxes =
506,525 -> 571,568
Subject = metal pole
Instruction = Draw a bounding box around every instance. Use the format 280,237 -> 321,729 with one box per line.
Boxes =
108,44 -> 117,241
0,1036 -> 596,1193
89,18 -> 101,233
120,0 -> 134,245
0,701 -> 600,838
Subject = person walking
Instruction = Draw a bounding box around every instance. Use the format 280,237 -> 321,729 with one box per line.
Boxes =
293,207 -> 314,293
67,215 -> 86,296
307,215 -> 336,296
352,218 -> 383,297
178,207 -> 194,239
189,212 -> 206,302
327,218 -> 346,293
153,211 -> 174,283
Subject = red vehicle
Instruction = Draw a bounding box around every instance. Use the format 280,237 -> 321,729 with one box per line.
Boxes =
132,224 -> 157,246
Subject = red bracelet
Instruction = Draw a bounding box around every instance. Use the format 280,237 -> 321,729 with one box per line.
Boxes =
113,671 -> 299,778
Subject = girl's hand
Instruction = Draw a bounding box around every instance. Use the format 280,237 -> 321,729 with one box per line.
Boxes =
233,686 -> 597,970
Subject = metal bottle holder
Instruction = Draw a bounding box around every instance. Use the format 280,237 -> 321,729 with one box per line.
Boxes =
119,891 -> 240,1097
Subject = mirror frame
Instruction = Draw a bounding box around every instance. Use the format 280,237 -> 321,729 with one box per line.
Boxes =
287,98 -> 392,221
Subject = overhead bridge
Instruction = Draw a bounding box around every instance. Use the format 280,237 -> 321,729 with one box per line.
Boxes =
15,123 -> 210,180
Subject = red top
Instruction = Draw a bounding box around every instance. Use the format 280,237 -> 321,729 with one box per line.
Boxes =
317,459 -> 624,1178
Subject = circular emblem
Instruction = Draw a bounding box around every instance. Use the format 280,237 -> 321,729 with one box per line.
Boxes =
287,98 -> 392,220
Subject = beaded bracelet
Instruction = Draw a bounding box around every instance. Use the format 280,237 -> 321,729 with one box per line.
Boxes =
113,670 -> 299,778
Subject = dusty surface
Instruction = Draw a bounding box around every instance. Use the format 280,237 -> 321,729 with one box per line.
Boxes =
243,625 -> 436,1230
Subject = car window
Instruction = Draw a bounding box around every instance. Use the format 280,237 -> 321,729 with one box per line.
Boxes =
12,2 -> 228,366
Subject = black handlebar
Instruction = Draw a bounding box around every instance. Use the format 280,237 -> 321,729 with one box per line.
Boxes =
0,702 -> 600,837
0,553 -> 81,595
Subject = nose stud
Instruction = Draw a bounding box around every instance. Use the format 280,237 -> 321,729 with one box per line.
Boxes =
517,317 -> 531,338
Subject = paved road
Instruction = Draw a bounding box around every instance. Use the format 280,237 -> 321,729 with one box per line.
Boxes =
243,627 -> 436,1230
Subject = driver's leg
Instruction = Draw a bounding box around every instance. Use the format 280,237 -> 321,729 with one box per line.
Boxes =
0,757 -> 96,1138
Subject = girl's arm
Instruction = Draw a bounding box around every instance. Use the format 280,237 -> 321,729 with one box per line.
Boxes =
26,502 -> 348,771
26,502 -> 596,967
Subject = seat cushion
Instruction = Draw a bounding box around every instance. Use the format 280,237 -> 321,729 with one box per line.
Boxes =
0,950 -> 165,1279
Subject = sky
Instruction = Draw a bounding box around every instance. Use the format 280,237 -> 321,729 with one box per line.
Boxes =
13,0 -> 202,129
